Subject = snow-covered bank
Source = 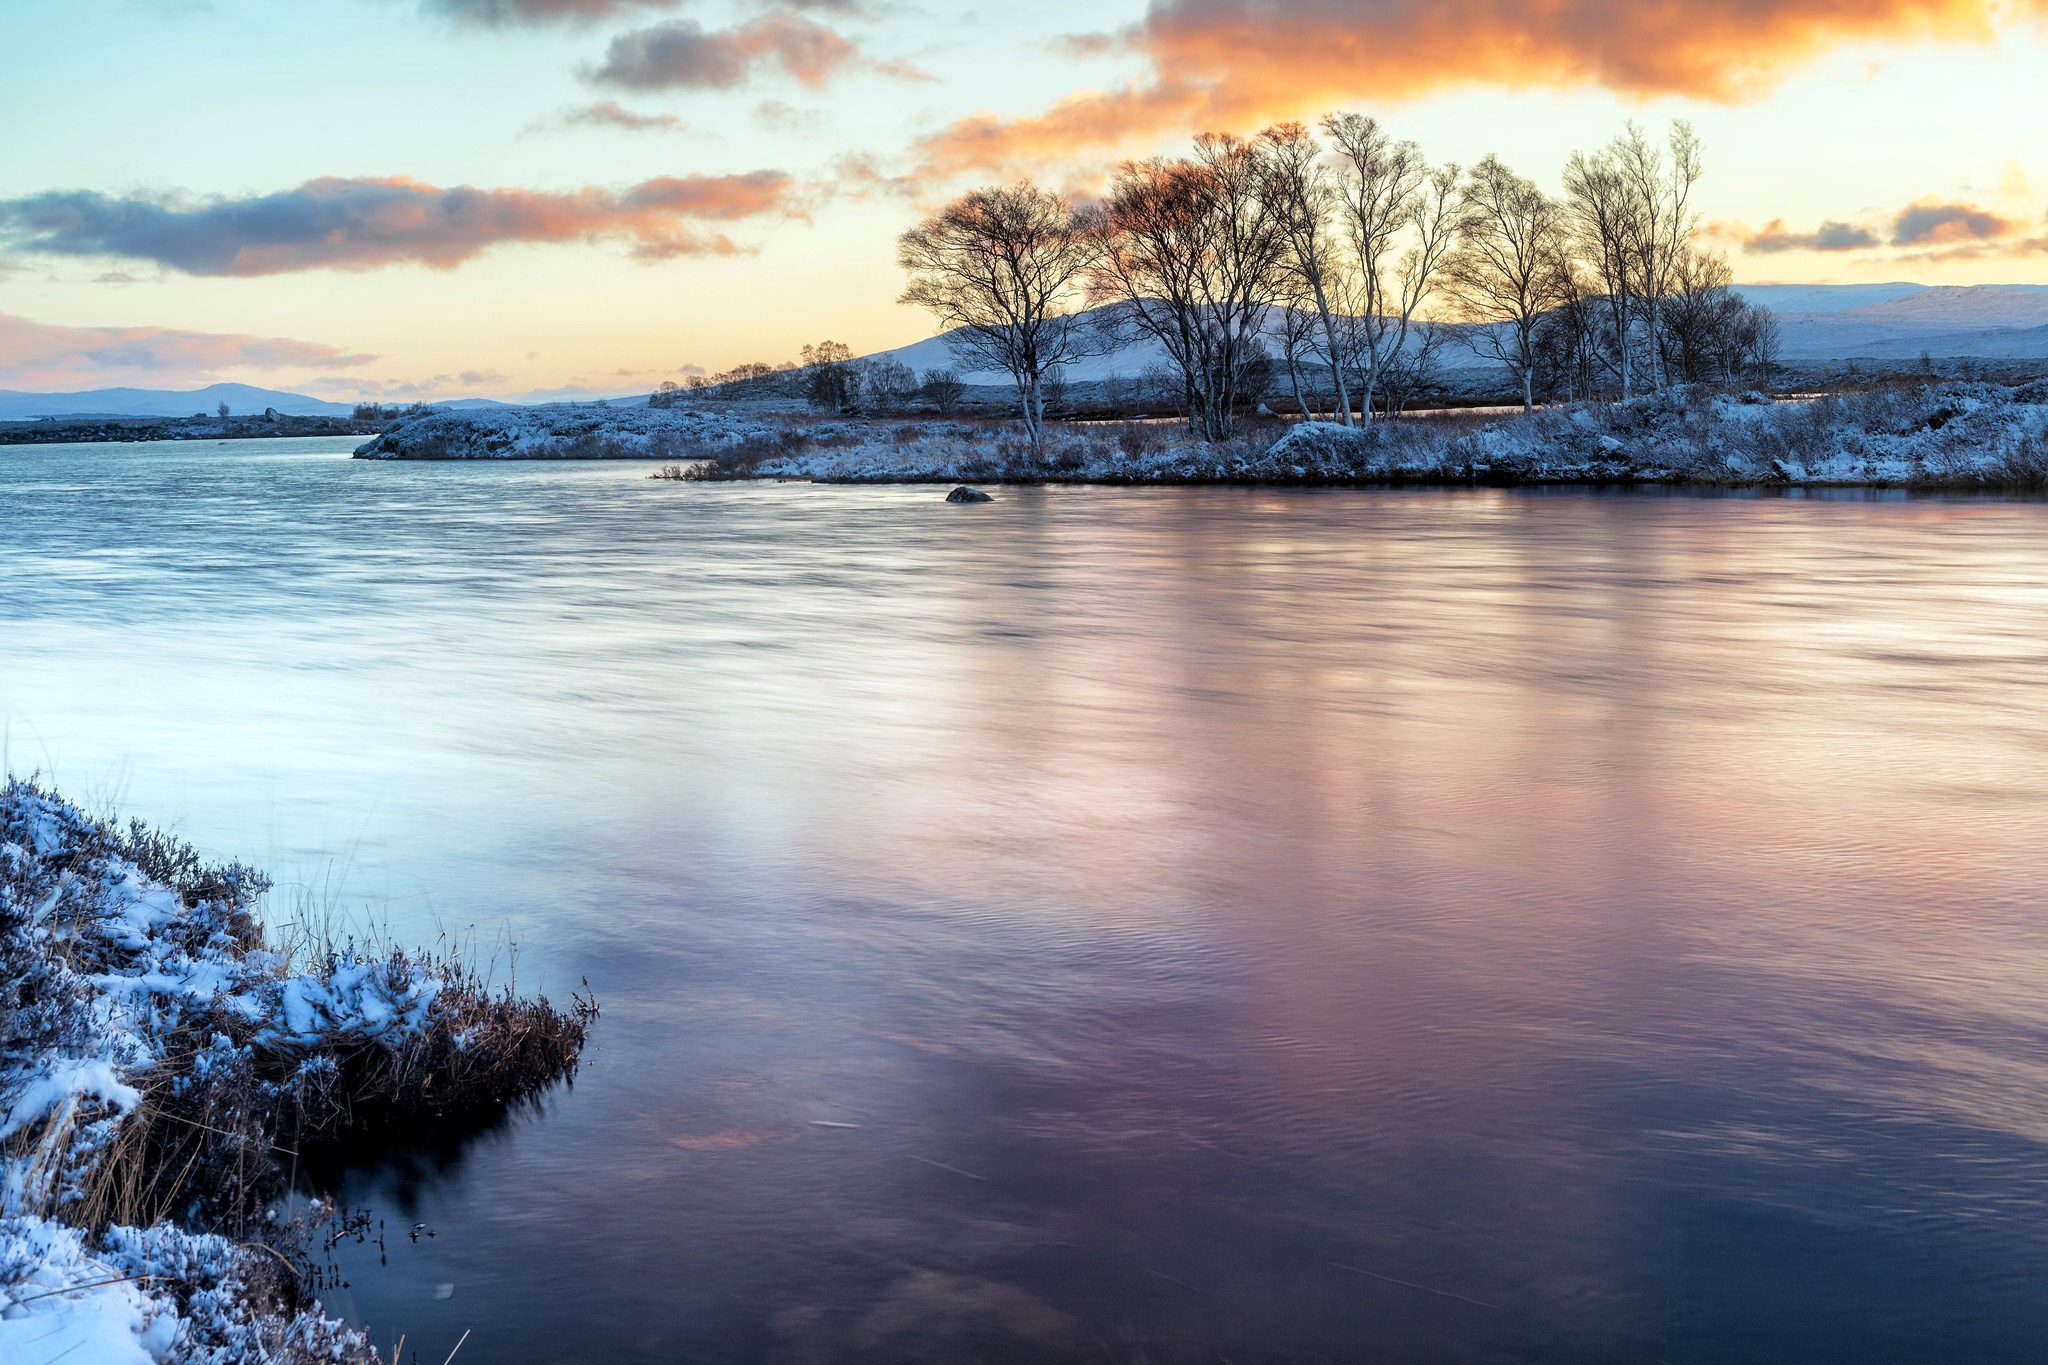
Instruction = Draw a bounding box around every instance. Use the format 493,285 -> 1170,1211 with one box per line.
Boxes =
665,382 -> 2048,488
0,782 -> 595,1363
353,402 -> 775,460
352,382 -> 2048,488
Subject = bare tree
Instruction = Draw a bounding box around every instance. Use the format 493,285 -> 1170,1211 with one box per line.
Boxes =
1042,364 -> 1070,413
1321,113 -> 1426,419
1561,120 -> 1704,399
1563,146 -> 1645,398
919,368 -> 967,413
1260,122 -> 1352,424
1090,134 -> 1287,441
1376,165 -> 1461,416
1381,320 -> 1453,416
897,181 -> 1101,452
1745,308 -> 1783,383
1535,243 -> 1603,402
1657,247 -> 1734,383
1442,155 -> 1566,411
854,357 -> 919,409
1612,121 -> 1703,391
800,340 -> 856,411
1657,248 -> 1781,386
1273,296 -> 1324,418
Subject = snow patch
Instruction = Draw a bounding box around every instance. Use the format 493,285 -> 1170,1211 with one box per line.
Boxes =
355,401 -> 775,460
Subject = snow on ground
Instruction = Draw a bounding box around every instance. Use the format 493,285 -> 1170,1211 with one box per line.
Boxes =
353,402 -> 776,460
2,780 -> 591,1363
0,1213 -> 341,1365
0,783 -> 416,1363
1250,381 -> 2048,487
672,382 -> 2048,488
357,381 -> 2048,487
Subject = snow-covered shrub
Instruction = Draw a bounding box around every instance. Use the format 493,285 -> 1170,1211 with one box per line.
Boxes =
0,779 -> 597,1363
354,403 -> 778,460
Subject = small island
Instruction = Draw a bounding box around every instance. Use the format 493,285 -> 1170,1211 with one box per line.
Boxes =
353,379 -> 2048,491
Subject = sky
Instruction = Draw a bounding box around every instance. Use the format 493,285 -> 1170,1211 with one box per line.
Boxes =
2,0 -> 2046,400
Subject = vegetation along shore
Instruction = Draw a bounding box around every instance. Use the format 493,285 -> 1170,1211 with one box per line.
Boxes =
355,380 -> 2048,492
0,780 -> 595,1363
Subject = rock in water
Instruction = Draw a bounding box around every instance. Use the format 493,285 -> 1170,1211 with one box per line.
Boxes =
946,486 -> 994,503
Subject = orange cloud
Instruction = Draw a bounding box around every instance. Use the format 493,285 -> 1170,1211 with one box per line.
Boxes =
0,173 -> 802,276
0,311 -> 374,390
1720,198 -> 2047,260
916,0 -> 2047,176
1891,199 -> 2016,245
1737,218 -> 1882,252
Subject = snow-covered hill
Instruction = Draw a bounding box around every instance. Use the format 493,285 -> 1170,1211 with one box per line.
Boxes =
865,287 -> 2048,384
0,382 -> 356,421
1739,284 -> 2048,360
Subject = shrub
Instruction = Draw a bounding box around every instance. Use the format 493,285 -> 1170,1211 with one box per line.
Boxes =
1,780 -> 596,1361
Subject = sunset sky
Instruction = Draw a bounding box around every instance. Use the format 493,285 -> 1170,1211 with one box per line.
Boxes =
4,0 -> 2046,400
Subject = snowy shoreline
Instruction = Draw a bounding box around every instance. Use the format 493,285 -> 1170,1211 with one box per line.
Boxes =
0,782 -> 594,1364
352,402 -> 777,461
358,382 -> 2048,492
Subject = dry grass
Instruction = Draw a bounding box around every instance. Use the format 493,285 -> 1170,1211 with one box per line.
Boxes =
1,779 -> 597,1360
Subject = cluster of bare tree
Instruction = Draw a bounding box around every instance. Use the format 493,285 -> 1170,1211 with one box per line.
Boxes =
792,341 -> 927,413
656,344 -> 957,412
351,401 -> 431,420
896,118 -> 1781,447
665,360 -> 796,402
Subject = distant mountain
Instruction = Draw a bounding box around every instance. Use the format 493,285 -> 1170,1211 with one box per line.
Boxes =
1840,286 -> 2048,329
1733,283 -> 2048,316
869,306 -> 1173,386
14,282 -> 2043,422
863,289 -> 2048,382
1731,283 -> 1930,314
0,382 -> 362,421
1762,285 -> 2048,360
491,386 -> 656,406
1793,320 -> 2048,362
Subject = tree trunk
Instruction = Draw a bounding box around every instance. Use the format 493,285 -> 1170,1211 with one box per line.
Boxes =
1284,350 -> 1309,419
1617,297 -> 1633,401
1645,295 -> 1661,391
1019,372 -> 1044,453
1309,283 -> 1351,427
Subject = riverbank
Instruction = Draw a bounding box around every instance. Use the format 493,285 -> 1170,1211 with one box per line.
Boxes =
2,413 -> 386,446
360,381 -> 2048,490
678,381 -> 2048,490
0,781 -> 595,1363
352,403 -> 778,460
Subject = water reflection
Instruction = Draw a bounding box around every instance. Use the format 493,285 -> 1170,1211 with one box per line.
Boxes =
7,440 -> 2048,1362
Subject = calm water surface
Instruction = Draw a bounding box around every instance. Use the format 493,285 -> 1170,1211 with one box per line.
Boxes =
6,437 -> 2048,1363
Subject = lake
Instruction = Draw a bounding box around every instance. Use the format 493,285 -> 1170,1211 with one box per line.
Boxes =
6,436 -> 2048,1363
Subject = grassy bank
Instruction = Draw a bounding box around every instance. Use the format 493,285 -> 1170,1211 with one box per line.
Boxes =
0,780 -> 595,1363
1,414 -> 385,446
652,381 -> 2048,491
